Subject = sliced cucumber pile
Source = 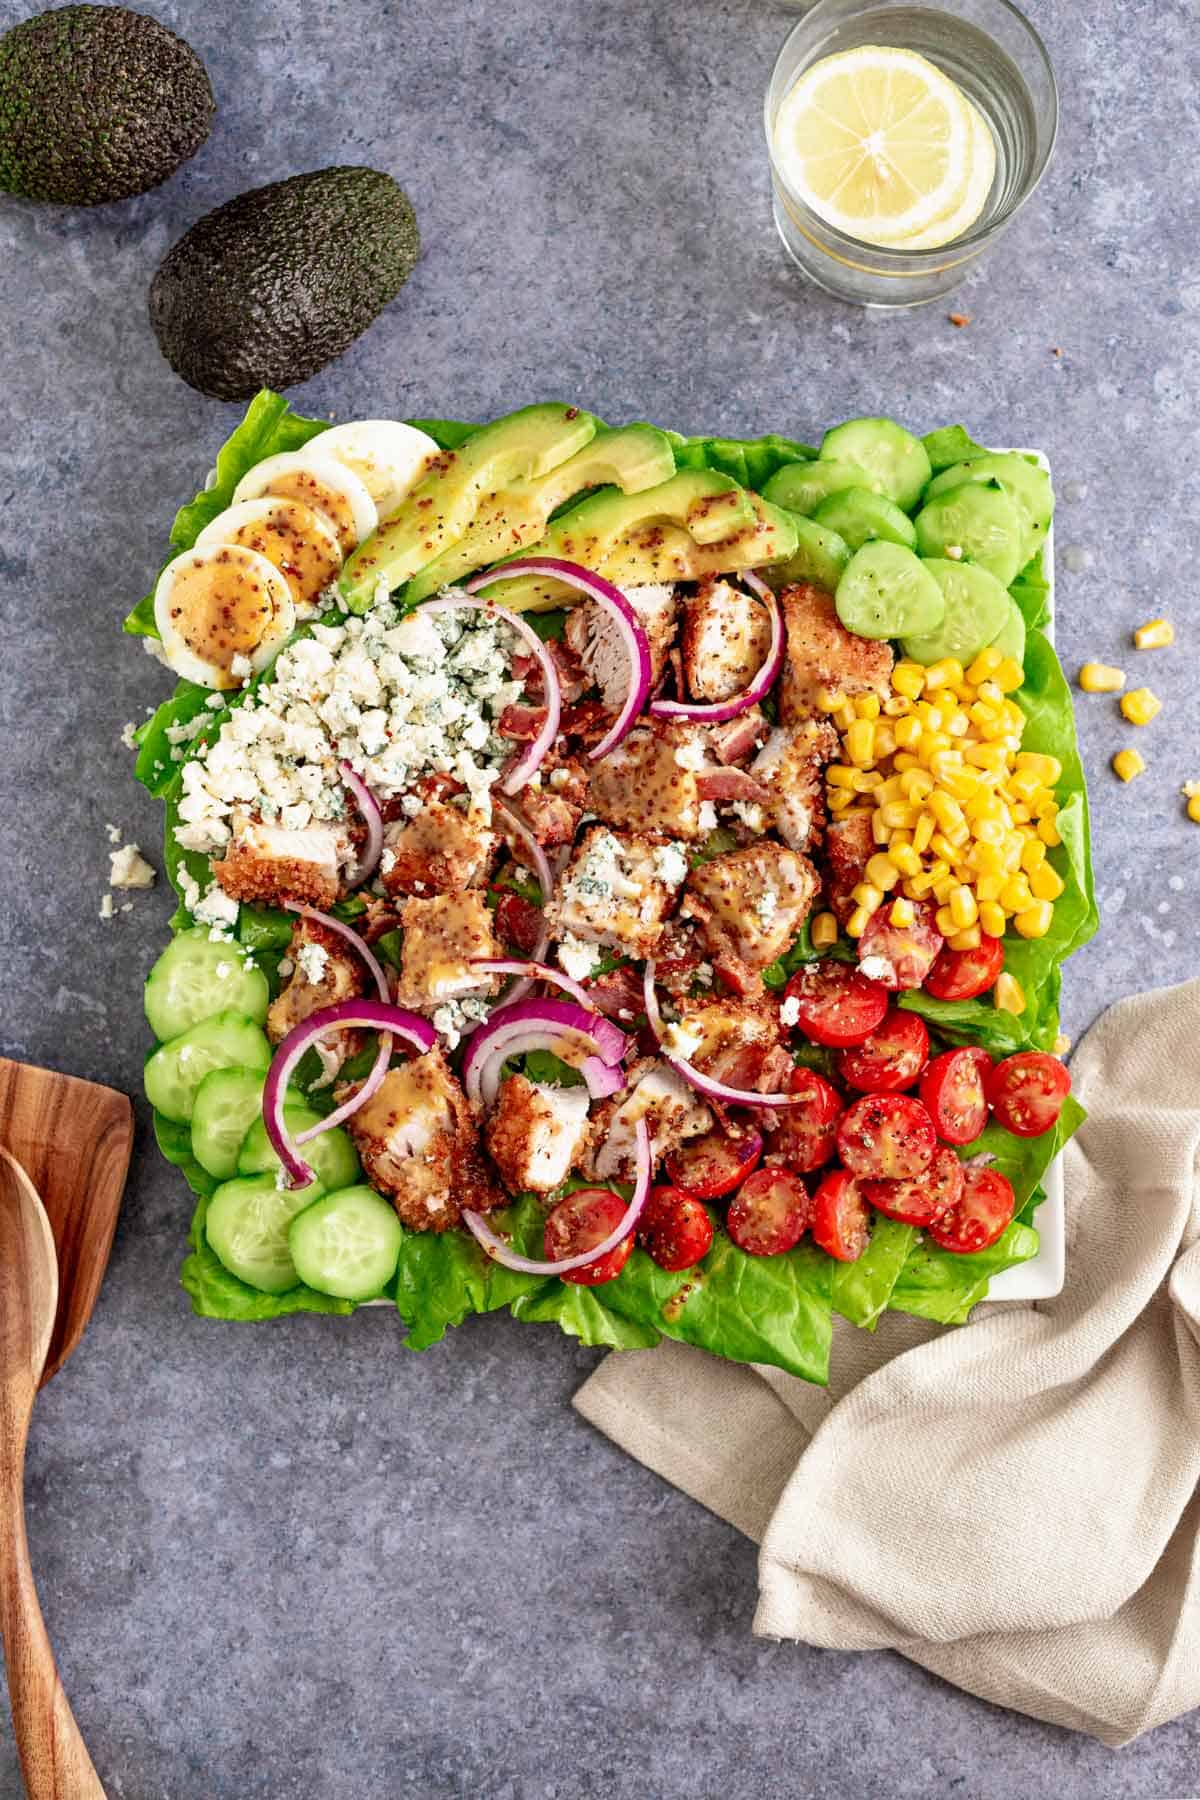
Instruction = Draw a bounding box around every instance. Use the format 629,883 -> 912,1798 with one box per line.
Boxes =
900,559 -> 1012,665
819,418 -> 932,511
288,1185 -> 404,1301
144,1011 -> 272,1123
206,1172 -> 325,1294
191,1067 -> 267,1180
836,542 -> 945,640
144,927 -> 269,1040
812,486 -> 917,552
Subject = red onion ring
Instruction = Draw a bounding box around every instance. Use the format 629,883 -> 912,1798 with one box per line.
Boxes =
642,961 -> 811,1109
649,573 -> 784,723
461,1116 -> 652,1276
338,762 -> 384,887
461,997 -> 627,1111
468,558 -> 652,762
417,594 -> 560,795
264,999 -> 436,1188
470,958 -> 597,1012
281,903 -> 392,1136
491,796 -> 552,1001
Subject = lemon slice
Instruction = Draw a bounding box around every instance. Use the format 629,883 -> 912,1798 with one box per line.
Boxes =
901,95 -> 996,250
773,45 -> 986,248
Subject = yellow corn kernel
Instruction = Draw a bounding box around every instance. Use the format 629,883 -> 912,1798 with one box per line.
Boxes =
816,686 -> 843,712
852,769 -> 884,793
912,812 -> 936,855
978,899 -> 1007,938
1112,748 -> 1146,783
940,766 -> 982,803
917,732 -> 953,765
894,714 -> 923,748
846,718 -> 877,766
928,790 -> 967,834
851,882 -> 884,912
949,925 -> 982,951
972,818 -> 1007,851
966,646 -> 1004,685
811,910 -> 839,949
827,764 -> 859,789
871,810 -> 891,846
930,831 -> 962,864
845,905 -> 871,940
906,869 -> 936,897
995,657 -> 1024,692
995,972 -> 1026,1015
1078,661 -> 1126,694
828,786 -> 855,812
891,751 -> 919,773
1121,687 -> 1162,727
1014,900 -> 1054,939
1038,814 -> 1062,846
933,878 -> 958,910
935,904 -> 957,936
965,741 -> 1010,771
1185,783 -> 1200,823
889,842 -> 922,878
854,692 -> 881,720
923,658 -> 964,691
1000,874 -> 1033,913
1011,802 -> 1033,825
883,694 -> 911,718
946,710 -> 970,738
1054,1033 -> 1072,1055
1001,833 -> 1025,872
928,752 -> 965,786
1030,862 -> 1065,902
899,768 -> 935,803
880,800 -> 919,831
977,679 -> 1005,705
951,679 -> 978,705
873,723 -> 897,759
949,884 -> 978,929
1133,617 -> 1174,650
892,661 -> 926,699
865,854 -> 901,891
1015,752 -> 1063,786
968,699 -> 1001,732
834,700 -> 858,732
889,896 -> 915,928
1019,836 -> 1047,874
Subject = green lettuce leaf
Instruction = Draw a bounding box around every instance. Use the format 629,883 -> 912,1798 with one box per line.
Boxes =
832,1214 -> 916,1328
890,1220 -> 1040,1325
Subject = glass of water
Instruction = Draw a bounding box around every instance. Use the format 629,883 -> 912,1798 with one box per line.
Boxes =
765,0 -> 1057,307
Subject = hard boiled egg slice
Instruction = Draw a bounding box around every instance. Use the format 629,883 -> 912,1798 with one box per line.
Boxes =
195,497 -> 343,617
154,544 -> 295,690
232,451 -> 377,553
316,420 -> 440,519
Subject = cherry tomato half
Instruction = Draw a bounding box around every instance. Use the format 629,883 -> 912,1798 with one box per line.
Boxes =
726,1168 -> 811,1257
810,1168 -> 871,1262
784,960 -> 888,1048
924,933 -> 1005,1002
928,1165 -> 1016,1254
836,1008 -> 929,1093
856,898 -> 943,992
919,1046 -> 992,1146
836,1093 -> 937,1181
987,1051 -> 1071,1138
763,1068 -> 843,1173
543,1188 -> 633,1285
666,1127 -> 762,1200
863,1144 -> 965,1226
637,1185 -> 714,1272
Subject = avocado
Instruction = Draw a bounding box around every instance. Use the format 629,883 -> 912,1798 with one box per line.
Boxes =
149,167 -> 419,402
339,405 -> 599,610
404,424 -> 676,601
484,476 -> 799,612
0,5 -> 214,205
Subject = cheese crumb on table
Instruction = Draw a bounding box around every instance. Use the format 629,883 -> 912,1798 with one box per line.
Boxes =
109,844 -> 156,889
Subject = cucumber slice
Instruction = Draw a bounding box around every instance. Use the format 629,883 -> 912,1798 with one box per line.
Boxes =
812,487 -> 917,552
762,458 -> 877,517
914,482 -> 1023,587
145,927 -> 269,1042
989,598 -> 1027,666
238,1105 -> 361,1192
900,560 -> 1013,666
819,418 -> 932,511
191,1067 -> 266,1180
836,543 -> 945,641
762,514 -> 851,594
143,1011 -> 272,1124
205,1172 -> 324,1294
288,1185 -> 403,1301
925,453 -> 1053,564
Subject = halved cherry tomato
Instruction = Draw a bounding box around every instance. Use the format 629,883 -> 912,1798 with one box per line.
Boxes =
919,1046 -> 992,1145
637,1185 -> 714,1272
665,1127 -> 762,1200
836,1008 -> 929,1093
784,960 -> 888,1048
863,1144 -> 965,1226
924,933 -> 1005,1002
810,1168 -> 871,1262
856,898 -> 944,991
543,1188 -> 633,1285
493,891 -> 543,955
726,1168 -> 811,1257
836,1093 -> 937,1180
763,1068 -> 843,1173
987,1052 -> 1071,1137
929,1165 -> 1016,1253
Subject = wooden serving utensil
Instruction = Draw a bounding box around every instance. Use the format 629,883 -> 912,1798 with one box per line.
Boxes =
0,1057 -> 133,1798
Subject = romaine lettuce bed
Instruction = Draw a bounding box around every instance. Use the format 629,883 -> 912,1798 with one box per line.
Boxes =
131,394 -> 1097,1383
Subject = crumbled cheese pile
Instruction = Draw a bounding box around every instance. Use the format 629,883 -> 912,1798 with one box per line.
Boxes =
109,844 -> 156,890
174,596 -> 525,857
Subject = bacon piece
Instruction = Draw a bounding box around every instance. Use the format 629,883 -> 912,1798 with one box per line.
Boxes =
709,706 -> 769,766
694,767 -> 770,806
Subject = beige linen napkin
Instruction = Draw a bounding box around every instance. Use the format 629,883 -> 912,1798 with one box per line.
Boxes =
575,977 -> 1200,1746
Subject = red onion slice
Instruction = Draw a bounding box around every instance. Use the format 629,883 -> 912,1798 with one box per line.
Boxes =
338,761 -> 384,887
461,1116 -> 652,1277
461,997 -> 628,1112
641,961 -> 811,1109
649,573 -> 784,724
491,796 -> 552,1001
281,903 -> 392,1140
263,999 -> 436,1189
417,595 -> 560,795
471,958 -> 596,1012
467,558 -> 652,762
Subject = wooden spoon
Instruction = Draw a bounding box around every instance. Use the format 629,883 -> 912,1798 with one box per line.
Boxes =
0,1148 -> 111,1798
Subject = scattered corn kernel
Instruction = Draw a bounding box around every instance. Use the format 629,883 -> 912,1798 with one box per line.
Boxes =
1184,783 -> 1200,824
1015,752 -> 1063,786
923,658 -> 964,692
894,714 -> 923,748
1112,748 -> 1145,783
1078,661 -> 1125,694
1000,874 -> 1034,913
912,812 -> 936,855
892,661 -> 926,699
966,646 -> 1004,685
978,900 -> 1007,938
880,800 -> 919,831
949,884 -> 978,929
834,700 -> 858,732
1121,687 -> 1162,726
1030,862 -> 1065,902
1133,618 -> 1174,650
846,718 -> 877,765
845,905 -> 871,939
948,925 -> 982,951
995,658 -> 1025,693
1054,1034 -> 1071,1055
889,842 -> 922,878
995,972 -> 1026,1015
851,882 -> 884,912
854,692 -> 881,720
1019,837 -> 1047,874
865,854 -> 900,891
811,911 -> 839,949
852,769 -> 883,792
1037,814 -> 1062,846
1014,900 -> 1054,939
889,896 -> 915,927
935,904 -> 957,936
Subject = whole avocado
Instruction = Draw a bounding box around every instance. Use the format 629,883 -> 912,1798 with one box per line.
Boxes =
149,166 -> 421,400
0,4 -> 214,205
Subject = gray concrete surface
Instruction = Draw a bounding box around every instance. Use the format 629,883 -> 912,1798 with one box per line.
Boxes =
1,0 -> 1198,1793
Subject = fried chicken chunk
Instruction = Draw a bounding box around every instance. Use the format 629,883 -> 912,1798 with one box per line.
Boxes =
341,1049 -> 496,1231
682,843 -> 820,971
587,723 -> 707,839
213,812 -> 347,910
380,797 -> 498,897
749,719 -> 839,853
680,577 -> 773,702
583,1058 -> 712,1183
394,892 -> 501,1012
778,583 -> 894,722
267,916 -> 367,1082
484,1075 -> 592,1195
550,826 -> 688,960
825,810 -> 876,924
565,582 -> 678,700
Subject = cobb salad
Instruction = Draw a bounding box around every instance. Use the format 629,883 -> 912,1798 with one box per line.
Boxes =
127,393 -> 1096,1383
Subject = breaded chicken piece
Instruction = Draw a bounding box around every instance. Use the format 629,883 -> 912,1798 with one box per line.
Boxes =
380,797 -> 498,897
778,583 -> 894,721
267,918 -> 367,1082
511,754 -> 589,848
394,892 -> 501,1012
749,719 -> 839,853
587,723 -> 706,839
673,996 -> 784,1091
583,1058 -> 712,1183
682,843 -> 819,971
213,811 -> 347,910
565,582 -> 679,701
341,1050 -> 497,1231
549,826 -> 688,960
680,577 -> 773,702
825,810 -> 876,924
484,1074 -> 592,1195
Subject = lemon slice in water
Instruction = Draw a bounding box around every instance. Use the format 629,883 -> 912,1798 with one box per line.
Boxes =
773,45 -> 994,249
